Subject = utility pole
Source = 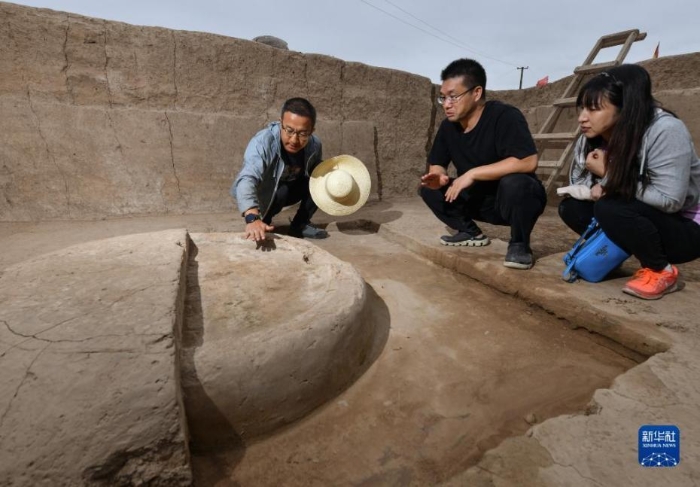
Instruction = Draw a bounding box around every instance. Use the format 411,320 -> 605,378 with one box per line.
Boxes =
517,66 -> 529,90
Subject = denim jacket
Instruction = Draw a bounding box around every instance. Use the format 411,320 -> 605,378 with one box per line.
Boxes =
231,121 -> 322,219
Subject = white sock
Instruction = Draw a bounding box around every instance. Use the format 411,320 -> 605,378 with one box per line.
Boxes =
663,264 -> 673,272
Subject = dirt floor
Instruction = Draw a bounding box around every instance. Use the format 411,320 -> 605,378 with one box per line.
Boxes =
190,228 -> 636,486
2,200 -> 697,486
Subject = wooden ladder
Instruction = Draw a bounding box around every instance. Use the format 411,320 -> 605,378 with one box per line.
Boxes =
534,29 -> 647,193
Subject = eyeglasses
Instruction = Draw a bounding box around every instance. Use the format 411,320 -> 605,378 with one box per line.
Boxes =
437,86 -> 478,106
281,124 -> 311,141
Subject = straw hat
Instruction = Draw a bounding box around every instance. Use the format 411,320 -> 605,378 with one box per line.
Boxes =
309,155 -> 371,216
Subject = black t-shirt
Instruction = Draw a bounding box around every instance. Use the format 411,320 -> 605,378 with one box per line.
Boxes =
428,100 -> 537,177
280,147 -> 305,182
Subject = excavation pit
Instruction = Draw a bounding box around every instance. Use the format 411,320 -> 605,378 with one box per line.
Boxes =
186,224 -> 638,486
1,202 -> 697,486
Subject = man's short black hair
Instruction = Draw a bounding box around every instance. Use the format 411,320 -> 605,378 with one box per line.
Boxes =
281,97 -> 317,127
441,59 -> 487,100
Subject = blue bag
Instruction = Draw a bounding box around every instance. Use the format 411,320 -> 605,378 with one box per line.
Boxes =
562,218 -> 630,283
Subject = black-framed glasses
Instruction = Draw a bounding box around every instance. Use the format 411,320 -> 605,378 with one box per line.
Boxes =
436,86 -> 478,106
281,124 -> 311,140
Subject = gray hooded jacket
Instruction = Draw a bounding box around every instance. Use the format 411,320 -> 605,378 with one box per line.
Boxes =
570,109 -> 700,213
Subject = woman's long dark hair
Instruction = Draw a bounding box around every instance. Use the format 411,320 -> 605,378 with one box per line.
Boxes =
576,64 -> 660,200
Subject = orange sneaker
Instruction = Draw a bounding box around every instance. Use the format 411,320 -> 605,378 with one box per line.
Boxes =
622,266 -> 679,300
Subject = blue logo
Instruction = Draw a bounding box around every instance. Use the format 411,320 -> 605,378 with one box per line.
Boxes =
639,425 -> 680,467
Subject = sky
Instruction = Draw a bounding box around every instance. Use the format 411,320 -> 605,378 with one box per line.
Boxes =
10,0 -> 700,90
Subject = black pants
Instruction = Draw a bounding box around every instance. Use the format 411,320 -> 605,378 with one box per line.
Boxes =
263,177 -> 318,227
420,174 -> 547,245
558,197 -> 595,236
559,196 -> 700,270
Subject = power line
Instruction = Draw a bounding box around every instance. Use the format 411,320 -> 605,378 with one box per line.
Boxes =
358,0 -> 466,53
358,0 -> 519,68
380,0 -> 461,44
489,66 -> 521,83
380,0 -> 517,67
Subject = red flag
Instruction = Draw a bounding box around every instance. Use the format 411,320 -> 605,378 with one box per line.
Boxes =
536,76 -> 549,88
652,42 -> 660,59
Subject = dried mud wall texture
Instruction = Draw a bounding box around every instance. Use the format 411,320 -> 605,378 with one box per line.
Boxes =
2,1 -> 699,222
0,2 -> 434,221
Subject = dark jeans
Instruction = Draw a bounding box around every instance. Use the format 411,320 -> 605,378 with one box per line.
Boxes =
558,197 -> 595,236
263,177 -> 318,227
420,174 -> 547,245
559,196 -> 700,270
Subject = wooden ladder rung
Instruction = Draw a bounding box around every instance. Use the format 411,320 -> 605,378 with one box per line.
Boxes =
533,132 -> 578,141
574,61 -> 618,75
538,160 -> 564,168
553,97 -> 577,108
537,29 -> 647,193
600,30 -> 647,48
536,167 -> 563,175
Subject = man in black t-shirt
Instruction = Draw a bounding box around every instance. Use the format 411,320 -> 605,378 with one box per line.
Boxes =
420,58 -> 547,269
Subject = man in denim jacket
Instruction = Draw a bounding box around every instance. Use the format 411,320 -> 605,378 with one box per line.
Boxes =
231,98 -> 327,241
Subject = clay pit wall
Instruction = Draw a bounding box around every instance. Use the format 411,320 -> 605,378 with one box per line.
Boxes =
1,1 -> 700,222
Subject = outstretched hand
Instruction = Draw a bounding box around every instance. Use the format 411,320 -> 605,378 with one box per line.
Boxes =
245,220 -> 274,242
420,172 -> 450,190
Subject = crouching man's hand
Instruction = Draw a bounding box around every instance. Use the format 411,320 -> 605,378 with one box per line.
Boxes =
421,172 -> 450,190
445,172 -> 474,203
245,219 -> 274,242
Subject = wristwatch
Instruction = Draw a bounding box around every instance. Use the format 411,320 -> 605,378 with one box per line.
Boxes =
244,213 -> 261,224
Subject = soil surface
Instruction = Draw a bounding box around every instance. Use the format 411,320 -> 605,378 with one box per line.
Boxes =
3,201 -> 697,486
191,228 -> 635,486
